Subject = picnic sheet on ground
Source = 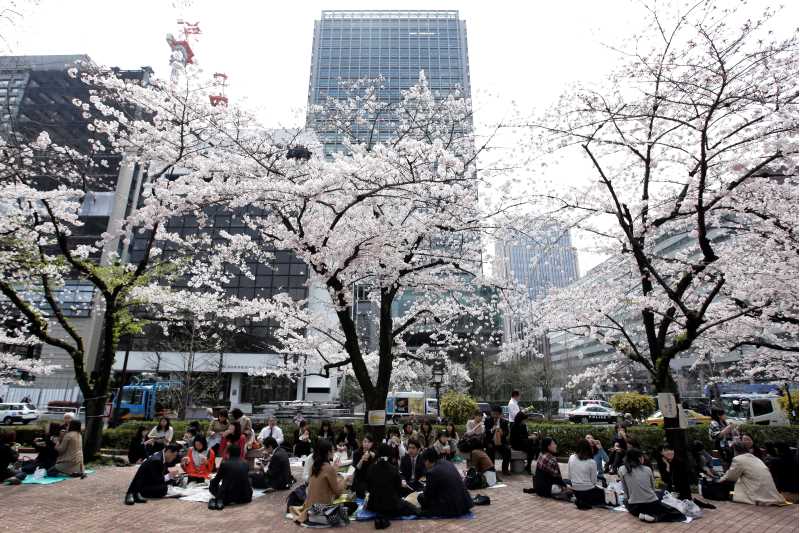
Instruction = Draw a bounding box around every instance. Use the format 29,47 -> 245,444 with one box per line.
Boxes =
354,507 -> 476,521
7,468 -> 95,485
166,483 -> 268,502
610,505 -> 692,523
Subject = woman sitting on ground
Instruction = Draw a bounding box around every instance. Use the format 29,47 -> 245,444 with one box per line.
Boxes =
336,423 -> 358,454
585,434 -> 608,486
221,422 -> 247,460
510,411 -> 538,473
127,425 -> 149,465
605,424 -> 628,474
445,423 -> 459,450
318,420 -> 335,444
459,439 -> 497,487
351,434 -> 377,498
367,443 -> 421,517
21,424 -> 60,475
291,439 -> 353,523
182,434 -> 215,483
145,417 -> 174,455
51,420 -> 85,478
618,448 -> 686,523
533,437 -> 570,500
293,420 -> 313,458
382,426 -> 406,463
400,422 -> 417,448
417,420 -> 436,450
567,439 -> 605,509
433,430 -> 456,460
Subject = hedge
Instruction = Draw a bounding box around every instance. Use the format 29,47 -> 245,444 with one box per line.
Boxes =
6,419 -> 797,458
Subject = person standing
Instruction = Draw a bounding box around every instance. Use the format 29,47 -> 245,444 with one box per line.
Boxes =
507,390 -> 521,424
484,405 -> 511,475
709,407 -> 738,467
257,416 -> 284,447
229,408 -> 254,449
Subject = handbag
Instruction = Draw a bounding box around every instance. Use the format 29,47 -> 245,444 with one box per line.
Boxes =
307,503 -> 349,527
464,467 -> 488,490
699,478 -> 733,501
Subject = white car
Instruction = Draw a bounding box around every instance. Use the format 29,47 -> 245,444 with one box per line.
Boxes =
568,404 -> 619,424
0,403 -> 40,425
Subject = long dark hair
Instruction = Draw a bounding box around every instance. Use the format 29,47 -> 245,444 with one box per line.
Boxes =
576,438 -> 593,461
623,448 -> 645,472
710,407 -> 726,423
193,434 -> 208,452
312,439 -> 333,477
320,420 -> 332,435
420,420 -> 432,434
157,417 -> 171,430
227,421 -> 242,442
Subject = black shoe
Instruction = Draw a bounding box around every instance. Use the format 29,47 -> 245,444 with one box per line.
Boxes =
133,493 -> 147,503
694,498 -> 716,510
208,498 -> 217,510
215,499 -> 225,510
125,493 -> 136,505
523,488 -> 536,494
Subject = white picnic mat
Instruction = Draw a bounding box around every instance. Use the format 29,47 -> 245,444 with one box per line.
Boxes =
166,484 -> 268,503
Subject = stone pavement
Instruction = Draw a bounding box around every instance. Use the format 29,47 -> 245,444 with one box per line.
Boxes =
0,462 -> 796,533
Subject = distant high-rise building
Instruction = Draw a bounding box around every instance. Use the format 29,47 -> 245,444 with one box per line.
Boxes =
495,227 -> 580,301
308,9 -> 472,154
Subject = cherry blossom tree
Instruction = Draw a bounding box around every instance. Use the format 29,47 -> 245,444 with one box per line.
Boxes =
512,1 -> 797,452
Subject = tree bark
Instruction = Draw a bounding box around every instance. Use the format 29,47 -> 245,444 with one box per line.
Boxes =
363,390 -> 387,443
83,395 -> 106,460
653,365 -> 691,471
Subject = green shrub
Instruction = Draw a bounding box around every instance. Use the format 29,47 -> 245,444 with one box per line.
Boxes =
610,392 -> 657,419
440,391 -> 478,425
779,391 -> 798,417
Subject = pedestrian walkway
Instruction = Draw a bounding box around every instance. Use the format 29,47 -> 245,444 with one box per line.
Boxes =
0,462 -> 796,532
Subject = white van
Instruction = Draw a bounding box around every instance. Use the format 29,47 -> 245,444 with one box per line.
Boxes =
0,403 -> 40,425
720,394 -> 789,425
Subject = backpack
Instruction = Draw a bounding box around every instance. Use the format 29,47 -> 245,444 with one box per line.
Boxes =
307,503 -> 350,527
464,467 -> 488,490
285,484 -> 307,512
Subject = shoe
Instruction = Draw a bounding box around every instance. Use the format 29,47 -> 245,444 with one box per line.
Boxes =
638,513 -> 656,523
125,493 -> 136,505
523,488 -> 536,494
694,498 -> 716,510
215,499 -> 225,510
133,493 -> 147,503
208,498 -> 217,510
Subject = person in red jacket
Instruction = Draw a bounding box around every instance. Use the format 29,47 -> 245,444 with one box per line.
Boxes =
182,435 -> 215,483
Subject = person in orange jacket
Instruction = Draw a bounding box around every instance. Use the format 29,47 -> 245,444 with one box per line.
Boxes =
182,434 -> 215,482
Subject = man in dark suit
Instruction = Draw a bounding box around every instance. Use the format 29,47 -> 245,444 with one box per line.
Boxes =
400,438 -> 426,494
417,448 -> 474,517
124,443 -> 181,504
484,405 -> 511,475
251,437 -> 292,491
367,444 -> 420,517
209,443 -> 253,509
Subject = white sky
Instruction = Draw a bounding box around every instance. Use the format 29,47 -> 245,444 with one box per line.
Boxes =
6,0 -> 791,274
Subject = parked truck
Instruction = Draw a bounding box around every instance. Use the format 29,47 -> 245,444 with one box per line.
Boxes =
110,380 -> 182,421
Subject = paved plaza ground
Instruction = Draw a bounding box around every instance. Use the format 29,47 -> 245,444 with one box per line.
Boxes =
0,461 -> 796,532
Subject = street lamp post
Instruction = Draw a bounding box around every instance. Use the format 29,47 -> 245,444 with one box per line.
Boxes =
431,361 -> 445,422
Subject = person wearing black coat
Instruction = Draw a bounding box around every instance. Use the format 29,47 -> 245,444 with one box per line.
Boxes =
125,444 -> 181,504
127,426 -> 149,465
510,411 -> 538,472
251,437 -> 292,491
351,435 -> 377,499
417,448 -> 474,518
484,406 -> 511,475
20,435 -> 59,475
209,444 -> 253,509
656,445 -> 693,500
367,444 -> 420,517
399,439 -> 427,494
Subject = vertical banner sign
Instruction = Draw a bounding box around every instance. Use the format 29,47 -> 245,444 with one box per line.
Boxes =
678,406 -> 689,428
657,393 -> 678,418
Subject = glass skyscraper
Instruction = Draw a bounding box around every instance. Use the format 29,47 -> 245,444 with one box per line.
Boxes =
308,10 -> 472,153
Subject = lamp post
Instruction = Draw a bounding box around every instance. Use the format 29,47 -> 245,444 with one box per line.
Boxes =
431,361 -> 445,422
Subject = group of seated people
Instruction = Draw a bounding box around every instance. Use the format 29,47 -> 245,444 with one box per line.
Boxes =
1,412 -> 86,484
522,427 -> 792,524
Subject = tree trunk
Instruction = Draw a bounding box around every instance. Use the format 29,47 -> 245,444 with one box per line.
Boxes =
83,395 -> 106,461
653,367 -> 691,471
363,390 -> 387,443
